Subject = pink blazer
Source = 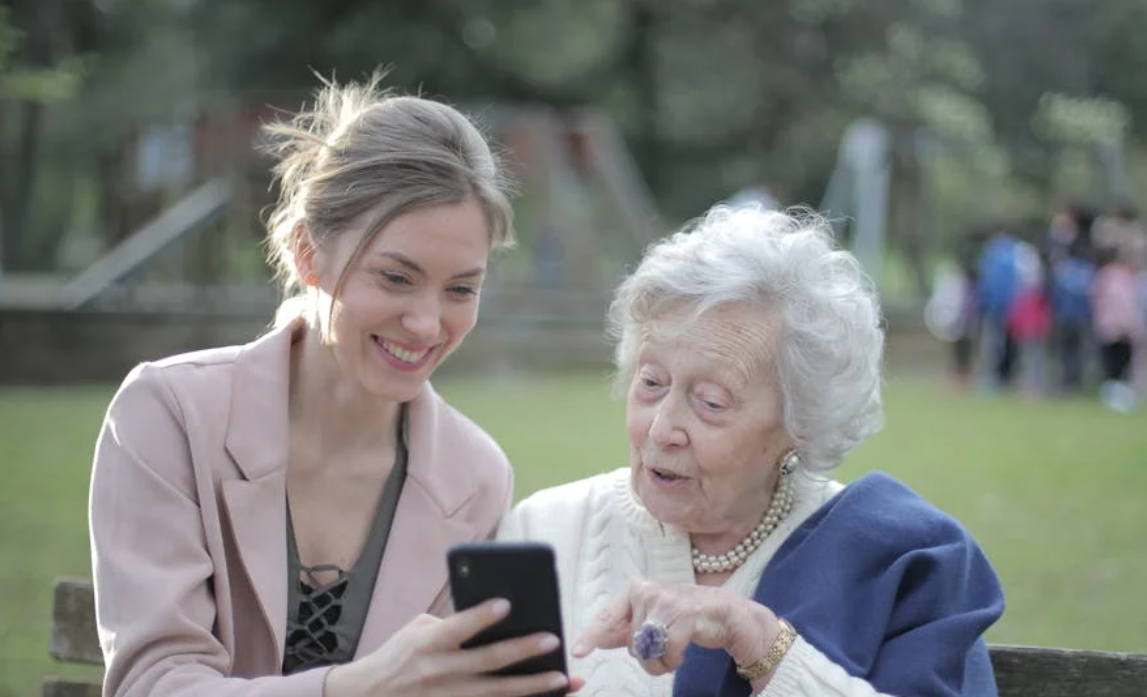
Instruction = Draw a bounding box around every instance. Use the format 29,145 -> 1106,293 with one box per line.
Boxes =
89,320 -> 513,696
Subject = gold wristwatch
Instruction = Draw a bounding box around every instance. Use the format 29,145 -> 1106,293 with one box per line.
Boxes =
735,617 -> 798,681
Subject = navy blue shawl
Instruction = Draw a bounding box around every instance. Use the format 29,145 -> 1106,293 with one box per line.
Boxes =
672,472 -> 1005,697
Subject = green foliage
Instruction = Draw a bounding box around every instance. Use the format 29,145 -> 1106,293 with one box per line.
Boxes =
789,0 -> 859,24
836,12 -> 988,135
0,58 -> 87,102
0,7 -> 85,103
0,8 -> 17,71
915,86 -> 994,143
475,0 -> 628,89
1033,92 -> 1132,146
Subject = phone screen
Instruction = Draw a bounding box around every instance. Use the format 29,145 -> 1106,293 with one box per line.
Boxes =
447,541 -> 568,696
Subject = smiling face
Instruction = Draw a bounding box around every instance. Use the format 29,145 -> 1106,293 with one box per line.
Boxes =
626,302 -> 794,536
303,198 -> 490,403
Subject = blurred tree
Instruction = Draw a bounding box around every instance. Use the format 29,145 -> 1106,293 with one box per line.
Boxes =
829,0 -> 990,294
960,0 -> 1142,186
9,0 -> 1147,278
63,0 -> 203,237
1091,0 -> 1147,141
0,0 -> 91,271
1,0 -> 206,270
181,0 -> 628,106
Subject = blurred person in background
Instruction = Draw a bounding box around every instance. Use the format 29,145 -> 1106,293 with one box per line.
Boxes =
1049,239 -> 1096,394
1046,202 -> 1097,258
924,252 -> 979,390
87,72 -> 576,697
1091,204 -> 1144,263
1007,251 -> 1053,399
1091,231 -> 1146,412
1113,209 -> 1147,392
975,225 -> 1022,390
1136,249 -> 1147,392
501,204 -> 1005,697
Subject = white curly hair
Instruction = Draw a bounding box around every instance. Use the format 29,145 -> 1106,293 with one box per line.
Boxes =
607,204 -> 885,472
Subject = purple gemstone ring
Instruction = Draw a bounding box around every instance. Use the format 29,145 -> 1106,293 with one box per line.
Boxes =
631,619 -> 669,662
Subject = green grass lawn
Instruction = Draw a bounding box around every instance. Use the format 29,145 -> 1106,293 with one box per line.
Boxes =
2,373 -> 1146,696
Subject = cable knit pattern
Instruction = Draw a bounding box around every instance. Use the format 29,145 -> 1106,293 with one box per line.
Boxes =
498,469 -> 894,697
756,639 -> 891,697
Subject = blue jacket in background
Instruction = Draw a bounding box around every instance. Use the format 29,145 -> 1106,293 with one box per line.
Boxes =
1050,256 -> 1094,326
977,236 -> 1018,325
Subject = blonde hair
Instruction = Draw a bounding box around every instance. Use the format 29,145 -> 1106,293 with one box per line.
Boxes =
260,70 -> 515,324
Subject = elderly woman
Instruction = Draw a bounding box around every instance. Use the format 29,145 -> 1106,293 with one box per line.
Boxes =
498,205 -> 1005,696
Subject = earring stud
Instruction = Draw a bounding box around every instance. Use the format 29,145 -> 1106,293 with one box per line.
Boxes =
779,450 -> 800,476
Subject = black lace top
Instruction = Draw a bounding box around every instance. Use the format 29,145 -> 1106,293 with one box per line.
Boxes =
281,408 -> 408,675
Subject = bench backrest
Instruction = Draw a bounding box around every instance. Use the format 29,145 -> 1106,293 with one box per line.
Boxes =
47,578 -> 1147,696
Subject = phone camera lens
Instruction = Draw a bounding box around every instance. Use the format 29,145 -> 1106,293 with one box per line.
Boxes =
458,559 -> 471,578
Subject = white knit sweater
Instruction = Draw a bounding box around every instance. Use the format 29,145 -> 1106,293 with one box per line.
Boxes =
497,468 -> 895,697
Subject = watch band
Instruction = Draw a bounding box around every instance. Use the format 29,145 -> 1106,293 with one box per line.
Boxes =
735,617 -> 798,682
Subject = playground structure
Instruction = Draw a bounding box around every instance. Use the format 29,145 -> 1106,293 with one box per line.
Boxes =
0,101 -> 664,381
0,102 -> 660,314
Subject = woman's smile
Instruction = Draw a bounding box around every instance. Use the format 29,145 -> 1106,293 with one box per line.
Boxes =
371,334 -> 436,372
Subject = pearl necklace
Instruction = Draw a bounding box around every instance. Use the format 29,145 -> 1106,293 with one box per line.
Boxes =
691,471 -> 797,574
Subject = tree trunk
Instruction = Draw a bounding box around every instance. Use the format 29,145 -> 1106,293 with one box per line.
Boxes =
4,99 -> 46,269
0,0 -> 54,271
891,129 -> 931,301
625,0 -> 660,194
0,99 -> 10,273
0,102 -> 46,273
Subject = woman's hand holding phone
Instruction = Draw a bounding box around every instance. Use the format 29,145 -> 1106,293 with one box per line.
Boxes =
323,598 -> 575,697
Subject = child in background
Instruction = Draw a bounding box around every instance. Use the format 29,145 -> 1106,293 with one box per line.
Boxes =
976,228 -> 1020,390
1137,266 -> 1147,391
1008,251 -> 1052,398
1092,242 -> 1145,412
1125,224 -> 1147,391
1049,241 -> 1095,393
926,258 -> 979,389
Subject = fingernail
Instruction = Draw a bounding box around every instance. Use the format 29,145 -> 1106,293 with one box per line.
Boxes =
539,634 -> 560,652
491,599 -> 510,616
571,642 -> 586,656
548,673 -> 568,689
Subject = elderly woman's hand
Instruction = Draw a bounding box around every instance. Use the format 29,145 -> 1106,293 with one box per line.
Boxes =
571,579 -> 782,683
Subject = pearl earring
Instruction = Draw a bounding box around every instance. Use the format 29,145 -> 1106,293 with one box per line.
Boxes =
779,450 -> 800,476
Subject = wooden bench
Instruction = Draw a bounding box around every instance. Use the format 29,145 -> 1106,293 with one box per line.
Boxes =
46,577 -> 1147,696
45,579 -> 102,697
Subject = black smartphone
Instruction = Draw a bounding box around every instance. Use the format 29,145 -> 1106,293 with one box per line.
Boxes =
447,541 -> 568,696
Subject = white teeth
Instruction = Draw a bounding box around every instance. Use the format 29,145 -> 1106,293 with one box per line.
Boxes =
377,338 -> 429,364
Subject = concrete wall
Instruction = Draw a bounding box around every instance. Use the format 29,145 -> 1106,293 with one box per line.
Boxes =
0,308 -> 616,385
1,304 -> 942,385
0,309 -> 269,384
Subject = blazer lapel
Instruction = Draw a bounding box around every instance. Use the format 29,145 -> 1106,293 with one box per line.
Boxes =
355,384 -> 480,657
221,475 -> 289,662
354,482 -> 475,656
220,321 -> 297,664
